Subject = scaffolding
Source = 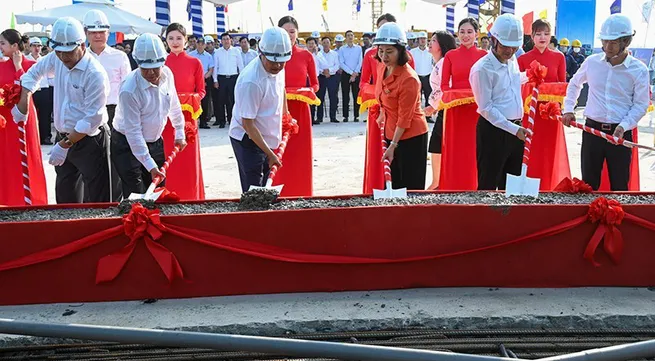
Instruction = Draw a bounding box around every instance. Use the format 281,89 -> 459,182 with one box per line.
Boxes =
478,0 -> 501,34
371,0 -> 384,30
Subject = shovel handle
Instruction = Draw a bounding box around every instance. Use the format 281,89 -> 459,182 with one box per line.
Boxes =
550,114 -> 653,151
521,87 -> 539,169
379,119 -> 392,183
152,145 -> 181,187
268,131 -> 291,181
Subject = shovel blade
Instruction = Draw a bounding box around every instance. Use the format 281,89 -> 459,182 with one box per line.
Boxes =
247,184 -> 284,193
373,187 -> 408,200
127,192 -> 145,200
505,173 -> 540,198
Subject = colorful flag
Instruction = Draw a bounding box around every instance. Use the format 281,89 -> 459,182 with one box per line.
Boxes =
539,9 -> 547,19
400,0 -> 407,12
356,0 -> 361,12
9,12 -> 15,29
610,0 -> 621,14
522,11 -> 534,35
288,0 -> 293,11
322,0 -> 328,11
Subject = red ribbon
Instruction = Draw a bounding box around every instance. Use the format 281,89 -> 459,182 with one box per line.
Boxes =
184,122 -> 198,144
1,198 -> 655,282
553,177 -> 593,194
527,60 -> 548,86
369,104 -> 381,124
583,197 -> 625,266
539,101 -> 562,120
282,113 -> 299,135
95,203 -> 184,284
154,187 -> 181,203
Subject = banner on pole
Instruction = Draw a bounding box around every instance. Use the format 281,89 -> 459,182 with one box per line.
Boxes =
610,0 -> 621,14
555,0 -> 596,49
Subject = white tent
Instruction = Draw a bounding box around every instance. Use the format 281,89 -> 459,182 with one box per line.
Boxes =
15,0 -> 162,35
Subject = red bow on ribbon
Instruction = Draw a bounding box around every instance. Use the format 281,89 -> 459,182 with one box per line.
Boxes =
184,121 -> 198,144
282,113 -> 299,135
527,60 -> 548,87
584,197 -> 625,266
539,101 -> 562,121
0,83 -> 22,128
0,115 -> 5,129
553,177 -> 593,194
369,104 -> 381,125
95,203 -> 184,284
154,187 -> 181,203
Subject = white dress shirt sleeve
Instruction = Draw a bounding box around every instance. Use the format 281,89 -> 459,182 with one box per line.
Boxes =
563,58 -> 589,114
167,74 -> 186,140
238,81 -> 263,120
470,66 -> 520,136
119,91 -> 158,171
20,52 -> 56,93
338,48 -> 354,74
355,46 -> 363,73
620,66 -> 650,131
74,71 -> 110,135
236,49 -> 245,73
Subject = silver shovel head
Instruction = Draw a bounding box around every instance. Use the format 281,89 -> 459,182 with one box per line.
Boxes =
505,170 -> 540,198
127,182 -> 165,201
248,184 -> 284,193
373,181 -> 408,200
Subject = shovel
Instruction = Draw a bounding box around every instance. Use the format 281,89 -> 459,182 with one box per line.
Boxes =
373,118 -> 407,200
505,85 -> 540,198
128,145 -> 181,201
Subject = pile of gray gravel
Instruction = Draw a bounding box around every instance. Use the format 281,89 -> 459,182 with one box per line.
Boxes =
1,192 -> 654,223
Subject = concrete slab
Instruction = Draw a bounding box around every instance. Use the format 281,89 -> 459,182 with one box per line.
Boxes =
2,288 -> 655,344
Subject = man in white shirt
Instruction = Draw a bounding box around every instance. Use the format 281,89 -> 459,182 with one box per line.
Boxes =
410,31 -> 434,123
112,33 -> 187,198
316,36 -> 340,124
239,36 -> 258,67
188,36 -> 215,129
306,36 -> 324,124
338,30 -> 363,122
230,27 -> 290,193
15,17 -> 112,204
213,32 -> 245,128
83,10 -> 131,130
469,14 -> 531,191
26,37 -> 54,145
561,14 -> 650,191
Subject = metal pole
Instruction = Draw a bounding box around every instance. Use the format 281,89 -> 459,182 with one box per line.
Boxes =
0,319 -> 513,361
538,339 -> 655,361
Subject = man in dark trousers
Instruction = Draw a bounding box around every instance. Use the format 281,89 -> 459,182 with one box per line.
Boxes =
561,14 -> 650,191
213,32 -> 244,128
15,17 -> 113,203
338,30 -> 362,122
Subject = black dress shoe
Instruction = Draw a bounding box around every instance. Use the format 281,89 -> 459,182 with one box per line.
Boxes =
343,118 -> 349,123
312,121 -> 321,125
330,119 -> 339,123
354,118 -> 359,122
212,121 -> 221,126
218,124 -> 226,129
199,125 -> 211,129
42,140 -> 53,145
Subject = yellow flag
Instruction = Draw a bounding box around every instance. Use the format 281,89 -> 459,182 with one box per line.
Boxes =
257,0 -> 261,12
539,9 -> 547,19
322,0 -> 328,11
400,0 -> 407,12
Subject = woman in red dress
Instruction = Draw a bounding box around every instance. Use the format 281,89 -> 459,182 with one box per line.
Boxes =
275,16 -> 318,197
517,19 -> 570,190
439,18 -> 487,190
0,29 -> 47,206
163,23 -> 206,200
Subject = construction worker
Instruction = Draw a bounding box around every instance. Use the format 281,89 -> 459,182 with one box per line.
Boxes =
16,17 -> 112,203
229,27 -> 292,193
561,14 -> 650,191
566,39 -> 586,81
469,14 -> 530,191
334,34 -> 345,50
111,33 -> 187,198
558,37 -> 570,55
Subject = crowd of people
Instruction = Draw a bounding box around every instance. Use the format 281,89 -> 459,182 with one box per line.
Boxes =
0,9 -> 652,207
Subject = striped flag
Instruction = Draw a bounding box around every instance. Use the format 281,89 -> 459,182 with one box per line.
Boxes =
501,0 -> 515,14
446,5 -> 455,34
216,5 -> 227,34
610,0 -> 621,14
467,0 -> 480,19
155,0 -> 171,27
187,0 -> 203,37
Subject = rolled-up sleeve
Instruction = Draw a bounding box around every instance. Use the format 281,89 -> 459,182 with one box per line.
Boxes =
396,76 -> 421,129
20,52 -> 56,93
74,70 -> 109,135
470,67 -> 520,136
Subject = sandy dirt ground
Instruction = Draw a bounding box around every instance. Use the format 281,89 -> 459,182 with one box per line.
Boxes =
40,110 -> 655,204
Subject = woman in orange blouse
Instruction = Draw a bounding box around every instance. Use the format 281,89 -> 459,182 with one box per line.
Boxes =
375,23 -> 429,190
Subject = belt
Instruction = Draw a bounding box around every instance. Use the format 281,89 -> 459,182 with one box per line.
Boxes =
509,119 -> 522,125
218,74 -> 238,79
586,118 -> 621,132
57,125 -> 106,138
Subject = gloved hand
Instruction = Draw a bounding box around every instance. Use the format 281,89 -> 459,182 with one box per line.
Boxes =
48,143 -> 69,166
11,105 -> 27,124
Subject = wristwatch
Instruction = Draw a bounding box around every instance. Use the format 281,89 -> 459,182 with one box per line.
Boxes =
62,137 -> 74,147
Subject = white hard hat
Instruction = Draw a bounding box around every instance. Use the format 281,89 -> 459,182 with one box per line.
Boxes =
373,22 -> 407,46
260,27 -> 292,62
489,13 -> 523,48
406,32 -> 417,40
83,9 -> 110,32
599,14 -> 634,41
203,35 -> 215,43
29,37 -> 42,46
133,33 -> 168,69
50,17 -> 85,52
311,31 -> 321,38
417,31 -> 428,39
335,34 -> 345,42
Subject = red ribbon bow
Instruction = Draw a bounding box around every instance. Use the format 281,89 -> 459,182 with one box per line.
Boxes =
527,60 -> 548,87
282,113 -> 299,135
584,197 -> 625,266
369,104 -> 381,125
538,101 -> 562,121
154,187 -> 181,203
0,83 -> 22,128
184,121 -> 198,144
553,177 -> 593,194
95,203 -> 184,284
